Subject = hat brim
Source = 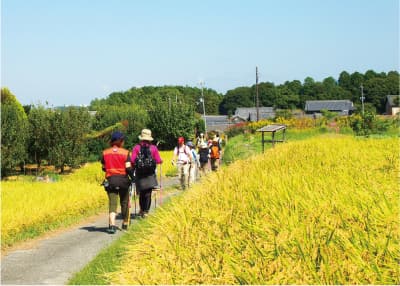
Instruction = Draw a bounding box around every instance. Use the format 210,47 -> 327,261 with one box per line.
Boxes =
139,135 -> 153,141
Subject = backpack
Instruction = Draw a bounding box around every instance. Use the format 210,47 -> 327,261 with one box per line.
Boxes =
210,145 -> 220,159
199,148 -> 209,163
134,145 -> 156,177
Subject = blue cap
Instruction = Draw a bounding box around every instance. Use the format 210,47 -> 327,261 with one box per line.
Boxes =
111,131 -> 124,142
187,141 -> 194,147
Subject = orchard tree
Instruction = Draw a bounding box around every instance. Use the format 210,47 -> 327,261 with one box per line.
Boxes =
27,105 -> 53,167
1,88 -> 28,176
91,104 -> 148,152
48,107 -> 91,173
148,99 -> 196,149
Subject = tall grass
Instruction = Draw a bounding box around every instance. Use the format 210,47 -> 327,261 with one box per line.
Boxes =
1,163 -> 107,248
158,150 -> 177,177
106,135 -> 399,284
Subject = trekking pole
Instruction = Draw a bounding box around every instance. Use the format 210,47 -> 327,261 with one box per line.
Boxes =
127,182 -> 133,225
154,174 -> 157,209
159,163 -> 163,206
133,184 -> 137,219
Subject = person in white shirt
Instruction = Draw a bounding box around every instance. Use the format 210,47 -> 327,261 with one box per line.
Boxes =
187,141 -> 199,186
172,137 -> 192,190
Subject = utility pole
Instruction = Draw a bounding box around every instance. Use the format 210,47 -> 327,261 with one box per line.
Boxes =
360,84 -> 365,134
200,81 -> 207,134
256,66 -> 260,122
360,84 -> 365,117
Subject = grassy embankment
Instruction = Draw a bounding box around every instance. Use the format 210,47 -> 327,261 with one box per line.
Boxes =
1,150 -> 176,249
70,134 -> 399,284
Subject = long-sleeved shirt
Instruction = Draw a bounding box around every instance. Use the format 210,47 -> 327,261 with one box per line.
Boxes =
131,141 -> 163,167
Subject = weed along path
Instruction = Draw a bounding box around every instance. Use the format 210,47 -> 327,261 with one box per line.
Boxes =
1,176 -> 179,285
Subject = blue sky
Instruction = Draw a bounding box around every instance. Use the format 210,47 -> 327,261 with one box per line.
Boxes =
1,0 -> 399,106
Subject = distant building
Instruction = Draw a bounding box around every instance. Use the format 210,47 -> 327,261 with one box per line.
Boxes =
304,100 -> 355,115
234,107 -> 275,122
202,115 -> 231,132
385,95 -> 400,115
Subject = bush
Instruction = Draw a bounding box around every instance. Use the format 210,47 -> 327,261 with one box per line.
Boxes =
225,122 -> 248,137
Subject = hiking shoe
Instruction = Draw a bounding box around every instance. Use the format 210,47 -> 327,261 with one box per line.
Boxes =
108,225 -> 117,234
122,224 -> 128,230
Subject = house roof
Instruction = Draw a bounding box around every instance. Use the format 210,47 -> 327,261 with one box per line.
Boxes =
304,100 -> 355,112
202,115 -> 229,123
230,115 -> 247,121
234,107 -> 275,121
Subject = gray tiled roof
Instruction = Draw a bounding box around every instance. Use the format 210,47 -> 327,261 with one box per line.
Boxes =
234,107 -> 275,121
203,115 -> 229,123
304,100 -> 355,112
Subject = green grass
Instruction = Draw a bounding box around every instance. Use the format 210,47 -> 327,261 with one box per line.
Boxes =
69,220 -> 153,285
223,128 -> 326,164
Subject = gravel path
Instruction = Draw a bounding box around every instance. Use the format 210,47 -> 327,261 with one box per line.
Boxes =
1,177 -> 179,285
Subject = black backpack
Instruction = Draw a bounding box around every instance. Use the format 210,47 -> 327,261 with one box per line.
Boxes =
134,145 -> 156,177
199,148 -> 209,163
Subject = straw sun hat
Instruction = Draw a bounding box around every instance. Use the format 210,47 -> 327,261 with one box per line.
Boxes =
138,129 -> 153,141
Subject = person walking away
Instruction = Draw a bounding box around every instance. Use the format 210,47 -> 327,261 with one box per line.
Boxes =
198,142 -> 210,177
101,131 -> 134,234
131,129 -> 162,218
187,141 -> 199,185
196,132 -> 206,148
172,137 -> 192,190
209,137 -> 221,172
214,132 -> 223,149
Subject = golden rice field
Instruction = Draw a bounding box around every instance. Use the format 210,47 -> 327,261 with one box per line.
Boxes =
158,150 -> 176,177
2,151 -> 174,248
1,163 -> 107,248
107,135 -> 399,284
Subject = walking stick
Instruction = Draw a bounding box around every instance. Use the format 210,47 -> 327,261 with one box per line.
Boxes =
127,181 -> 133,225
133,183 -> 137,219
159,163 -> 163,206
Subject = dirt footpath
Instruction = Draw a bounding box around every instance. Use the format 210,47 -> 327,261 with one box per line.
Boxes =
1,177 -> 179,285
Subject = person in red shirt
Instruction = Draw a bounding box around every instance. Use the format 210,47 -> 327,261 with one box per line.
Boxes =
101,131 -> 134,233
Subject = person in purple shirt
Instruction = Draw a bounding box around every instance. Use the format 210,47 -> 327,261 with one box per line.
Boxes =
131,129 -> 163,218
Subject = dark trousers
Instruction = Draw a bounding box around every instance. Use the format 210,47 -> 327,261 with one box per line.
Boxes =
107,188 -> 129,222
139,188 -> 153,213
106,175 -> 131,222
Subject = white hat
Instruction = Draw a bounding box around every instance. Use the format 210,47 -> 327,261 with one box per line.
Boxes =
138,129 -> 153,141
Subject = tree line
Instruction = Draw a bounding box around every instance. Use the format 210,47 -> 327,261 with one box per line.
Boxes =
1,88 -> 202,176
1,69 -> 398,176
220,70 -> 399,115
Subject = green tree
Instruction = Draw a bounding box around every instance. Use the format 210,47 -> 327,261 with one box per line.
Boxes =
148,100 -> 196,149
1,88 -> 29,176
27,105 -> 53,167
48,107 -> 91,173
91,104 -> 148,151
219,86 -> 253,115
364,77 -> 390,113
338,71 -> 352,90
386,71 -> 400,95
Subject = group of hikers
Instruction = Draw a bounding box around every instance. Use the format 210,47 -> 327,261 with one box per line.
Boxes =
101,129 -> 223,234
